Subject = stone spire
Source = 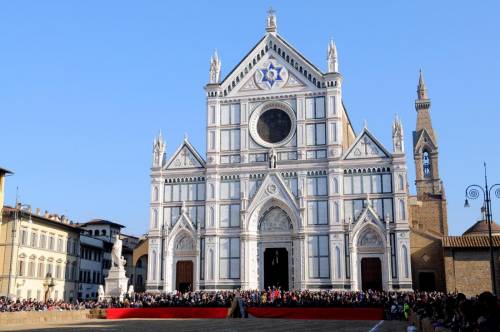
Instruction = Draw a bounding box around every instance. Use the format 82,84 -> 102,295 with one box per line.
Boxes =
152,130 -> 166,168
327,39 -> 338,73
392,114 -> 404,154
266,7 -> 277,33
209,50 -> 221,84
415,70 -> 435,142
417,69 -> 429,100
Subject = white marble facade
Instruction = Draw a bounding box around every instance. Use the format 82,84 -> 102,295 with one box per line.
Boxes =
147,11 -> 412,292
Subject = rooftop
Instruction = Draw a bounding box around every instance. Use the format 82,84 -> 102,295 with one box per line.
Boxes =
2,205 -> 80,233
463,219 -> 500,236
442,235 -> 500,248
0,167 -> 13,175
80,218 -> 125,229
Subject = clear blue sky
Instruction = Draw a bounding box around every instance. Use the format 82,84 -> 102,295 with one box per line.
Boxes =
1,1 -> 499,237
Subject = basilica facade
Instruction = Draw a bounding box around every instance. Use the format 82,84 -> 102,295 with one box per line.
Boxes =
147,11 -> 412,292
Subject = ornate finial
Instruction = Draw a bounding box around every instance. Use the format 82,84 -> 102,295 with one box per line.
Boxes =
417,69 -> 428,100
366,193 -> 372,206
184,132 -> 189,142
209,50 -> 221,84
266,7 -> 277,33
327,38 -> 338,72
363,119 -> 368,129
392,114 -> 404,154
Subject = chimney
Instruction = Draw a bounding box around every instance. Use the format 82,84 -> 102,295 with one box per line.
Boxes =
44,210 -> 49,218
35,208 -> 40,216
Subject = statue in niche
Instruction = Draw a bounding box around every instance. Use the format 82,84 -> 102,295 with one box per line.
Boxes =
269,149 -> 277,168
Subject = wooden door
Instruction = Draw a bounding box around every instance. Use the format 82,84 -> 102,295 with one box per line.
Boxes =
361,258 -> 382,291
176,261 -> 193,292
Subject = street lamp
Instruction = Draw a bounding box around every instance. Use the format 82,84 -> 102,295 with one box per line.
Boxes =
464,162 -> 500,294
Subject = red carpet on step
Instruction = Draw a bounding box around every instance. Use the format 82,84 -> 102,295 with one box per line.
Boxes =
106,307 -> 384,320
106,307 -> 228,319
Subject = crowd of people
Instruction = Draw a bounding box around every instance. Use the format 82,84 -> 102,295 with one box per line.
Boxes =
410,291 -> 500,331
1,289 -> 499,330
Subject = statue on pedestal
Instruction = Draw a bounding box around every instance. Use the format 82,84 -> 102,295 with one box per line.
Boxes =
111,234 -> 126,269
97,285 -> 104,302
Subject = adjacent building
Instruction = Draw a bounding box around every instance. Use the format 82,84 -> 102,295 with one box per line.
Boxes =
0,206 -> 80,301
147,11 -> 412,292
443,218 -> 500,296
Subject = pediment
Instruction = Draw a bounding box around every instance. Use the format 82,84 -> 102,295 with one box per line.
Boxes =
168,211 -> 197,248
344,128 -> 391,160
413,128 -> 437,153
351,205 -> 387,246
165,139 -> 205,170
233,54 -> 316,96
222,34 -> 324,97
247,172 -> 299,216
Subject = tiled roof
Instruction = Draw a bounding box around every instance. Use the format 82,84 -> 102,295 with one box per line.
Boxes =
442,235 -> 500,248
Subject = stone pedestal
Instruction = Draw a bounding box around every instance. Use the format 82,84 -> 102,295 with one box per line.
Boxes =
104,267 -> 129,301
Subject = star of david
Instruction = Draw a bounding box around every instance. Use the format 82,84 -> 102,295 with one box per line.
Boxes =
260,63 -> 283,87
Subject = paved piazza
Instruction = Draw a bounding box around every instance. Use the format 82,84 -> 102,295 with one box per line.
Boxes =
0,318 -> 407,332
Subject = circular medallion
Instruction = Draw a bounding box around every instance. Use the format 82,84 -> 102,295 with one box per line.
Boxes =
249,101 -> 296,148
254,59 -> 289,90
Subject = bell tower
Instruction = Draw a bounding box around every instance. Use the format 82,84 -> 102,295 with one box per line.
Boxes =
409,70 -> 448,292
413,70 -> 443,198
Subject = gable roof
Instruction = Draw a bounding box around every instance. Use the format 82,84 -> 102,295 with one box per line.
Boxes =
164,138 -> 206,170
220,33 -> 325,96
343,127 -> 391,160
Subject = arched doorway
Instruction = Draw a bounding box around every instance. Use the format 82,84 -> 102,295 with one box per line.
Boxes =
361,257 -> 382,291
176,261 -> 193,292
258,206 -> 293,291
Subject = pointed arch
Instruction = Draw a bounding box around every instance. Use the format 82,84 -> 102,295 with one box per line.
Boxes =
399,199 -> 406,220
398,174 -> 404,191
333,177 -> 339,193
153,209 -> 158,229
209,206 -> 215,227
151,250 -> 157,281
402,245 -> 409,278
153,186 -> 159,201
209,249 -> 214,280
335,246 -> 341,278
334,202 -> 340,223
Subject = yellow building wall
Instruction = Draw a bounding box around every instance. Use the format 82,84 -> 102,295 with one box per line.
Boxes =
0,211 -> 80,301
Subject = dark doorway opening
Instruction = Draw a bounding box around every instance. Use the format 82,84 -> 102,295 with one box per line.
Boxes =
361,257 -> 383,291
176,260 -> 193,292
419,272 -> 436,291
264,248 -> 289,290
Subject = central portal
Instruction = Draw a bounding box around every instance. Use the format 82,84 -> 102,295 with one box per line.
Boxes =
361,257 -> 382,291
264,248 -> 289,290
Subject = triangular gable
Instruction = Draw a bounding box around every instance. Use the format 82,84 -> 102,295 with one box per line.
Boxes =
168,210 -> 196,241
165,139 -> 206,170
246,172 -> 299,217
221,33 -> 324,96
351,205 -> 386,246
343,128 -> 391,160
413,128 -> 437,154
